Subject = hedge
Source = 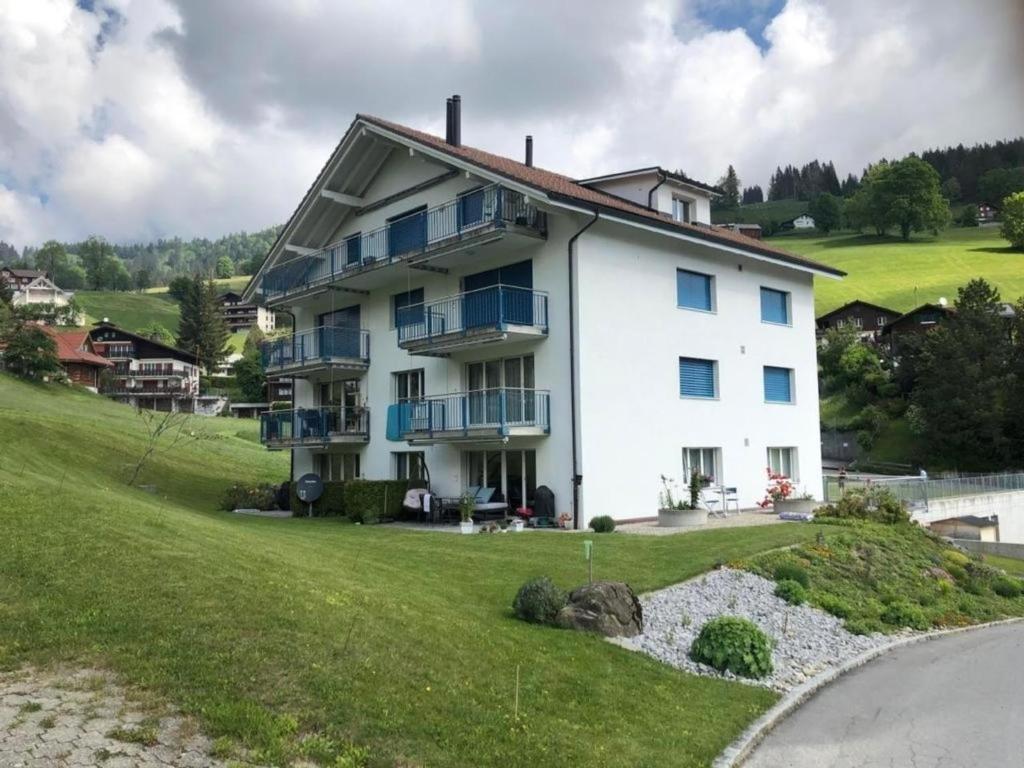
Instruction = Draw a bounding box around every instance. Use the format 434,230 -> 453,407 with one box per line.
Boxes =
290,479 -> 409,523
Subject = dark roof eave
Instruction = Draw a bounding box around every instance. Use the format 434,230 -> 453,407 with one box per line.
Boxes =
544,191 -> 846,277
817,299 -> 901,322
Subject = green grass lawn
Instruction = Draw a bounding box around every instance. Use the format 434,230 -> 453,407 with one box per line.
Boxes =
767,226 -> 1023,314
0,373 -> 838,767
711,199 -> 809,227
75,290 -> 182,335
983,553 -> 1024,576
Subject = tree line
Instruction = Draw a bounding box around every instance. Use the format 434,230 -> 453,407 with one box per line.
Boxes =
0,226 -> 280,291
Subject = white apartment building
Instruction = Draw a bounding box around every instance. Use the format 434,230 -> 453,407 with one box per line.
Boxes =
243,99 -> 843,528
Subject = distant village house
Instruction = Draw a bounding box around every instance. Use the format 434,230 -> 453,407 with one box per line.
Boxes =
816,300 -> 901,340
218,292 -> 276,333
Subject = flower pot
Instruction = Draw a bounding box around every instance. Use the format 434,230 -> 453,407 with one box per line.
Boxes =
658,507 -> 707,528
774,498 -> 817,518
510,520 -> 525,532
459,520 -> 475,534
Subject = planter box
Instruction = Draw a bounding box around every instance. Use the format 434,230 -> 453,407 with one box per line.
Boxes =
658,507 -> 707,528
774,498 -> 817,519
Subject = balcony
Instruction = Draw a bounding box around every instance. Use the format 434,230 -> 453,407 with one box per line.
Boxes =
397,285 -> 548,355
261,184 -> 547,303
261,326 -> 370,377
386,389 -> 550,443
260,407 -> 370,449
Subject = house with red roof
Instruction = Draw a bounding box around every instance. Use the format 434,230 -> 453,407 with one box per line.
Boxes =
241,97 -> 843,525
40,327 -> 114,391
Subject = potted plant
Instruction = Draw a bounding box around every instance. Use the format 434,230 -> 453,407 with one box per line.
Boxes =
509,516 -> 525,532
458,493 -> 475,534
657,473 -> 707,528
758,470 -> 815,517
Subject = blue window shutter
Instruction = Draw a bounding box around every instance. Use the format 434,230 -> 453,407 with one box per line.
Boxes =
680,358 -> 716,398
394,288 -> 425,327
764,366 -> 793,402
760,288 -> 789,323
677,270 -> 712,311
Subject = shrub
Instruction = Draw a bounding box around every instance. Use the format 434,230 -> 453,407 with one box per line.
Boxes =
689,617 -> 774,679
513,577 -> 567,625
844,617 -> 884,636
589,515 -> 615,533
815,487 -> 910,525
817,594 -> 853,619
941,549 -> 971,568
220,482 -> 278,511
992,577 -> 1022,599
773,562 -> 810,588
288,479 -> 407,520
880,600 -> 930,630
774,579 -> 807,605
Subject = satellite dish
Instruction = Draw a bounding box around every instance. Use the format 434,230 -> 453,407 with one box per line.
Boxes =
295,473 -> 324,517
938,297 -> 948,307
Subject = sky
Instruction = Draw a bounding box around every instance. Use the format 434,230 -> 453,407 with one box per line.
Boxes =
1,0 -> 1022,248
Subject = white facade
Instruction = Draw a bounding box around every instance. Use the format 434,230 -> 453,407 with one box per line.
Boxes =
579,169 -> 715,225
247,115 -> 838,526
792,214 -> 816,229
12,276 -> 82,324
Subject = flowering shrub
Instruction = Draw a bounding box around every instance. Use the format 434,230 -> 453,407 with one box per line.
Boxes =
659,473 -> 710,510
758,468 -> 794,508
220,482 -> 278,511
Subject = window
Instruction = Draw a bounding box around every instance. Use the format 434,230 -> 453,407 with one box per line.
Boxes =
877,316 -> 888,328
763,366 -> 794,403
760,287 -> 790,325
679,357 -> 717,399
393,287 -> 424,328
465,449 -> 537,509
318,453 -> 360,481
683,448 -> 720,484
466,355 -> 535,425
672,197 -> 691,223
767,447 -> 797,480
394,369 -> 425,402
394,452 -> 425,481
677,269 -> 714,311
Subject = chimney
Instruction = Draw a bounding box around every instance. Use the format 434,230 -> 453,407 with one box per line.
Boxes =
445,98 -> 454,144
451,94 -> 461,147
525,135 -> 533,167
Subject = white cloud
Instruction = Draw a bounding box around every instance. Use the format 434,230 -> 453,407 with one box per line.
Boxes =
0,0 -> 1021,247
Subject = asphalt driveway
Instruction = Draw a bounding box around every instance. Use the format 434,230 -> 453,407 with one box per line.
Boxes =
744,622 -> 1024,768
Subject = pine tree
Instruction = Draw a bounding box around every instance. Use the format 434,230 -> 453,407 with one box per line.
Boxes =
716,165 -> 740,209
176,276 -> 230,372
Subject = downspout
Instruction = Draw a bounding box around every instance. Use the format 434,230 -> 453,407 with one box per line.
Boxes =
567,209 -> 599,530
278,306 -> 298,487
647,169 -> 667,210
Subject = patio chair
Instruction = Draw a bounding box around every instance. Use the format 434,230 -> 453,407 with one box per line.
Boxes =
721,486 -> 740,515
700,487 -> 726,518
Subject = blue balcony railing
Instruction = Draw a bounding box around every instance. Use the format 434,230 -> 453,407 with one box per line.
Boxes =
261,326 -> 370,372
262,184 -> 546,301
386,389 -> 550,440
260,407 -> 369,447
396,285 -> 548,345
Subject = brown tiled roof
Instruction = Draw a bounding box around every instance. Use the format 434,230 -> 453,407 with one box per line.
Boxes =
358,114 -> 845,277
42,327 -> 114,368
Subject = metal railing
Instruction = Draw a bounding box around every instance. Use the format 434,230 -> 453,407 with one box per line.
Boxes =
824,471 -> 1024,510
261,184 -> 546,300
260,406 -> 370,446
396,285 -> 548,345
261,326 -> 370,370
386,388 -> 550,439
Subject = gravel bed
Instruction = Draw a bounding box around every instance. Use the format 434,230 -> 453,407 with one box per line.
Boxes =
615,568 -> 906,692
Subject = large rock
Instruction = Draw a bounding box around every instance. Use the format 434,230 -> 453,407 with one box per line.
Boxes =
555,581 -> 643,637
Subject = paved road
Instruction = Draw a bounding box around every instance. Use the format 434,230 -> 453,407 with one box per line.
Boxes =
744,622 -> 1024,768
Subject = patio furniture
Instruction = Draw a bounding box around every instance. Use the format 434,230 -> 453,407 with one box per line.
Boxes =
531,485 -> 555,527
722,486 -> 740,514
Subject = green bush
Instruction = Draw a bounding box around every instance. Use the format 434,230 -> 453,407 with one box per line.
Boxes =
513,577 -> 567,625
773,562 -> 810,588
289,479 -> 408,521
817,594 -> 853,619
815,487 -> 909,525
992,577 -> 1022,599
589,515 -> 615,533
689,617 -> 774,679
880,600 -> 930,630
220,482 -> 278,511
844,617 -> 884,636
774,579 -> 807,605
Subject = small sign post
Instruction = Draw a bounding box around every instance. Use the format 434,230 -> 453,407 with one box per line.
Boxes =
296,473 -> 324,518
583,539 -> 594,584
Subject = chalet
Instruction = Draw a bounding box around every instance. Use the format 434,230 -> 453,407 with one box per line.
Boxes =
10,274 -> 81,325
40,327 -> 113,391
717,223 -> 763,240
218,292 -> 276,333
1,267 -> 46,291
88,321 -> 200,412
977,203 -> 999,224
816,300 -> 901,339
880,303 -> 953,344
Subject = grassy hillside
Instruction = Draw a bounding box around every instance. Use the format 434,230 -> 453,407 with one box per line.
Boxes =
711,199 -> 809,227
0,374 -> 837,767
768,227 -> 1022,314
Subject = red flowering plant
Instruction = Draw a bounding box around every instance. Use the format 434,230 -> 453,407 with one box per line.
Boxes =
515,506 -> 533,519
758,468 -> 794,508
